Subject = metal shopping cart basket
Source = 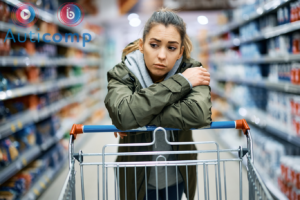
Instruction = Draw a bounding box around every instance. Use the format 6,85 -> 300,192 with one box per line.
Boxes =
58,119 -> 273,200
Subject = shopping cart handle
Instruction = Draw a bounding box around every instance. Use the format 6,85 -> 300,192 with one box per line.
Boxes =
70,119 -> 250,139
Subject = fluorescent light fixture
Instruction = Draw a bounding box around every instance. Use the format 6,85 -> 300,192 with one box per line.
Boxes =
256,7 -> 263,15
129,18 -> 141,27
197,16 -> 208,25
6,90 -> 12,97
0,92 -> 6,100
239,107 -> 247,117
128,13 -> 139,21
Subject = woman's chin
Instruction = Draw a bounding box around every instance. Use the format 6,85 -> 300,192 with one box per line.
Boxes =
151,69 -> 167,75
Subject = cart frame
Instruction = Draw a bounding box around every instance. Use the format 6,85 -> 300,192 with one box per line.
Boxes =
58,119 -> 274,200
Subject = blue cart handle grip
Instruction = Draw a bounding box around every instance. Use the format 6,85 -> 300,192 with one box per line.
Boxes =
70,119 -> 250,140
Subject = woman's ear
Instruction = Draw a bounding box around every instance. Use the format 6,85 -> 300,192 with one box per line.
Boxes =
139,38 -> 144,54
178,46 -> 184,59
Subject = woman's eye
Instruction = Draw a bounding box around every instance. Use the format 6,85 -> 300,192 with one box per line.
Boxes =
169,47 -> 177,51
150,44 -> 158,48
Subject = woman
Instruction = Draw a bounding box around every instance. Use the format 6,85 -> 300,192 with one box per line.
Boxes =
104,8 -> 212,200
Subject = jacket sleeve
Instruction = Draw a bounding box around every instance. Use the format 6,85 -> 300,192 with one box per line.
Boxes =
147,85 -> 212,130
104,72 -> 191,131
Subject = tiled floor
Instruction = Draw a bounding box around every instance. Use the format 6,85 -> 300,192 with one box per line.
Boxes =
40,117 -> 248,200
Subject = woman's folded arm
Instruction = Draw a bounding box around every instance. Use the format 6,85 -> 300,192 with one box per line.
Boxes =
104,73 -> 192,131
147,85 -> 212,130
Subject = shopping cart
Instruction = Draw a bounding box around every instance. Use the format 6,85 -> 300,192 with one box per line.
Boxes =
58,119 -> 274,200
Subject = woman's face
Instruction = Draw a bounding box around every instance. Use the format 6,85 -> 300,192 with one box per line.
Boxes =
139,24 -> 184,82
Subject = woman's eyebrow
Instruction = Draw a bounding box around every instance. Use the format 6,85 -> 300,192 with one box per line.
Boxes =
168,41 -> 179,44
150,38 -> 179,44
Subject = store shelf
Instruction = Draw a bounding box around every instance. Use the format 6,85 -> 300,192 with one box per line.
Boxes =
206,20 -> 300,52
21,168 -> 55,200
0,56 -> 101,67
21,155 -> 68,200
0,22 -> 99,52
0,74 -> 90,101
0,145 -> 40,185
55,101 -> 104,141
0,80 -> 100,139
24,103 -> 104,199
213,102 -> 290,199
0,101 -> 103,186
211,73 -> 300,94
206,0 -> 292,39
256,169 -> 289,200
211,86 -> 300,147
209,126 -> 288,200
210,53 -> 300,64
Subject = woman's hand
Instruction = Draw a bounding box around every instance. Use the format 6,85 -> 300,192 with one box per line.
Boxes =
114,132 -> 127,139
181,67 -> 210,87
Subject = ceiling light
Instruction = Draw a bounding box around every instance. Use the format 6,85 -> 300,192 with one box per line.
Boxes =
129,18 -> 141,27
197,16 -> 208,25
128,13 -> 139,21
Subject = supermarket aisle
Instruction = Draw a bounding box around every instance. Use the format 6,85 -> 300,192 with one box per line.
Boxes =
39,116 -> 113,200
40,118 -> 248,200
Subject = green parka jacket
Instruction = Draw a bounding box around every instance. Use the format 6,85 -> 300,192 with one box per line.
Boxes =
104,42 -> 212,200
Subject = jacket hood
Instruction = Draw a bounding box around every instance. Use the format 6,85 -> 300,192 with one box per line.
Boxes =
124,49 -> 183,89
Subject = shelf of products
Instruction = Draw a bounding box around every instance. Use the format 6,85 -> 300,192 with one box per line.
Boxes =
211,73 -> 300,94
211,84 -> 300,198
0,142 -> 67,199
0,0 -> 104,197
209,126 -> 289,200
0,99 -> 104,186
206,0 -> 292,39
213,101 -> 299,200
21,163 -> 60,200
210,54 -> 300,64
0,74 -> 90,101
207,20 -> 300,52
211,89 -> 300,147
0,56 -> 101,67
202,0 -> 300,195
0,145 -> 40,185
0,79 -> 100,139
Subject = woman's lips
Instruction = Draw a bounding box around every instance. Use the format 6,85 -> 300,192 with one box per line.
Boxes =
154,64 -> 166,69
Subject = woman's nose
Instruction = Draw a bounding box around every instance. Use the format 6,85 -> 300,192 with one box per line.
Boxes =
158,48 -> 166,60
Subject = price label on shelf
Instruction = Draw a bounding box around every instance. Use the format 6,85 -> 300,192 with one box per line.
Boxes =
41,59 -> 45,66
40,182 -> 46,189
40,84 -> 46,92
33,188 -> 40,196
22,158 -> 27,166
10,124 -> 16,132
11,27 -> 16,34
14,90 -> 21,97
17,121 -> 22,129
13,59 -> 18,66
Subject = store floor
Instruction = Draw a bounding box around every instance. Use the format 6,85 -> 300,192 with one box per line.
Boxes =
40,117 -> 248,200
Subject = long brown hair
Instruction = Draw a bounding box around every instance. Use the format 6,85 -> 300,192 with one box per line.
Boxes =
122,8 -> 193,59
